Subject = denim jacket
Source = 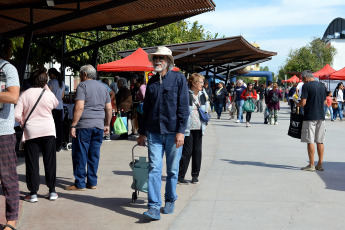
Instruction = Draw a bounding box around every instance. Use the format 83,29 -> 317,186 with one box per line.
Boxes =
185,90 -> 207,136
139,71 -> 189,135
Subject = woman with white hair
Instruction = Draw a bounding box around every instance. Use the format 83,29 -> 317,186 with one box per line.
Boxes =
234,79 -> 246,123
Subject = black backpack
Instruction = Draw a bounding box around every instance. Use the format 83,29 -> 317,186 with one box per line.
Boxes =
271,91 -> 279,103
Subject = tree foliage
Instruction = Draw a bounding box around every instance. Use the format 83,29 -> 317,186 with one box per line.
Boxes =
278,37 -> 337,80
11,20 -> 217,72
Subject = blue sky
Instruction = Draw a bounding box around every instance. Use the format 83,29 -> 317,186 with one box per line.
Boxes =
188,0 -> 345,75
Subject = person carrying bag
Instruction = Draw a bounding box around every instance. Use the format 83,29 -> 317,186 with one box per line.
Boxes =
240,83 -> 257,127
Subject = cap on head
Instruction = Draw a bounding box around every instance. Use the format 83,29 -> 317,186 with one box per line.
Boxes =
148,46 -> 174,64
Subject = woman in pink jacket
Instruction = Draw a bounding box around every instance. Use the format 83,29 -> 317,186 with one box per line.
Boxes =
15,70 -> 59,203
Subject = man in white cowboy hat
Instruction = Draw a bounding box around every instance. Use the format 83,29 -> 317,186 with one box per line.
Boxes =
137,46 -> 189,220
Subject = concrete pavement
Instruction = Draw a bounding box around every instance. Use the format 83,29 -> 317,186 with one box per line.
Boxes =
2,102 -> 345,229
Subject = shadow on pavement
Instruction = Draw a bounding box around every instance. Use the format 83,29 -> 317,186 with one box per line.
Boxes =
221,159 -> 300,170
316,162 -> 345,192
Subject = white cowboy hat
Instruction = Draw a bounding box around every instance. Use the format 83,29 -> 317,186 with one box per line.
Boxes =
148,46 -> 174,63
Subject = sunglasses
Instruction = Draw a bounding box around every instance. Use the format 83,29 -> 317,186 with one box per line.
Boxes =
152,56 -> 165,61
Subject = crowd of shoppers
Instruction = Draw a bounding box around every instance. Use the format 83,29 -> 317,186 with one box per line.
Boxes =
1,36 -> 339,228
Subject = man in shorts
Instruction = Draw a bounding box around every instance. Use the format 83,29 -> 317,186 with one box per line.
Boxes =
297,70 -> 327,171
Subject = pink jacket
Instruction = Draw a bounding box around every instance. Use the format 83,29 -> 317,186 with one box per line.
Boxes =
15,85 -> 58,142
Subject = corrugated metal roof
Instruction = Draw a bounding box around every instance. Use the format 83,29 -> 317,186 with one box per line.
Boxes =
118,36 -> 277,74
0,0 -> 215,37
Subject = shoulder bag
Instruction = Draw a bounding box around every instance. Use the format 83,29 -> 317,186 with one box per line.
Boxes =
192,96 -> 211,123
243,98 -> 255,112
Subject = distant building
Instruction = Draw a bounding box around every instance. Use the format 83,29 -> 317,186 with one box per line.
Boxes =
244,42 -> 261,81
322,17 -> 345,70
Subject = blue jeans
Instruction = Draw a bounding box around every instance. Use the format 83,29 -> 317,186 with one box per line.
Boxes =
147,132 -> 182,209
324,105 -> 333,120
214,102 -> 223,117
333,102 -> 343,120
236,100 -> 244,121
72,128 -> 103,188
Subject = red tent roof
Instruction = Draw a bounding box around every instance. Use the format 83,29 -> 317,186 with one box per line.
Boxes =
97,47 -> 153,72
97,47 -> 179,72
329,67 -> 345,80
282,75 -> 301,83
313,64 -> 336,79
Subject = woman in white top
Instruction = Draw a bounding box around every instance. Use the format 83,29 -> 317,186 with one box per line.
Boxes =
333,82 -> 344,121
47,68 -> 65,151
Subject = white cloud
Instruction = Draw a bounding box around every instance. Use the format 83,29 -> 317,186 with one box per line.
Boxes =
190,0 -> 345,32
187,0 -> 345,73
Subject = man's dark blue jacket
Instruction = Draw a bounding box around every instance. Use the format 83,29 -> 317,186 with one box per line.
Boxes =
139,70 -> 190,135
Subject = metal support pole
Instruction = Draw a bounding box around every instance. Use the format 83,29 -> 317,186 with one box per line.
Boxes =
61,33 -> 66,85
92,31 -> 99,68
18,32 -> 33,88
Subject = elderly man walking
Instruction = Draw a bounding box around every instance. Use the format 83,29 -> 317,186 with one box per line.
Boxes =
65,65 -> 112,191
137,46 -> 189,220
297,70 -> 327,171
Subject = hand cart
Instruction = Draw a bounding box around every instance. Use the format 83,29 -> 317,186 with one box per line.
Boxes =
129,144 -> 149,203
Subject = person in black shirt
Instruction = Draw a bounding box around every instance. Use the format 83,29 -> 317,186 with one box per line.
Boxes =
297,70 -> 327,172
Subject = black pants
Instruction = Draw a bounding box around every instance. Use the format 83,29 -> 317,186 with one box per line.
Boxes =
179,130 -> 203,180
52,109 -> 63,151
289,99 -> 296,112
24,136 -> 56,194
246,112 -> 252,122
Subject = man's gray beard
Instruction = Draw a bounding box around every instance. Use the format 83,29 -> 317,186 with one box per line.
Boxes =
154,62 -> 167,73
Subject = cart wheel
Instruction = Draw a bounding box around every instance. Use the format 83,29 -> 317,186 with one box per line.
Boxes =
132,191 -> 137,203
66,143 -> 72,150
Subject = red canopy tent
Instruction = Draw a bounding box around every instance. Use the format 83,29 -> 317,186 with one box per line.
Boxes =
282,75 -> 301,83
313,64 -> 336,79
97,47 -> 179,72
329,67 -> 345,80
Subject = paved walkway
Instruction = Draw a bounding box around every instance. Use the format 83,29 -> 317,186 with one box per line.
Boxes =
1,102 -> 345,229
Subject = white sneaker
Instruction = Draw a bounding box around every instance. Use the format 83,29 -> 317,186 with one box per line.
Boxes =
24,194 -> 38,203
246,123 -> 251,127
270,120 -> 274,125
49,192 -> 58,201
274,122 -> 278,125
235,120 -> 240,123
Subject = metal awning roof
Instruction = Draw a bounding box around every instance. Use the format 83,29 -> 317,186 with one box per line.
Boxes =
118,36 -> 277,76
0,0 -> 216,37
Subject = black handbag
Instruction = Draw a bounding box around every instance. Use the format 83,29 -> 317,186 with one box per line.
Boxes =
288,111 -> 303,139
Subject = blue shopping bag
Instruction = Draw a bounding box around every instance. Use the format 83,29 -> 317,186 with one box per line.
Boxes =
121,116 -> 128,131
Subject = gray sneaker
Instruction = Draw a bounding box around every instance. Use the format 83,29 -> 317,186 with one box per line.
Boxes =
301,165 -> 315,171
315,164 -> 324,171
163,201 -> 175,214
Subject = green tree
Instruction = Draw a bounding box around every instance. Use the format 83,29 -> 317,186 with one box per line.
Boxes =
278,37 -> 337,79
